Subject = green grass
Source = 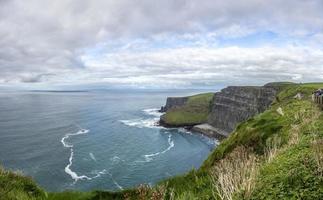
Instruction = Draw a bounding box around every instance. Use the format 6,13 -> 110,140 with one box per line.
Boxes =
0,167 -> 47,200
1,83 -> 323,200
162,93 -> 214,126
47,189 -> 139,200
47,191 -> 95,200
251,139 -> 323,200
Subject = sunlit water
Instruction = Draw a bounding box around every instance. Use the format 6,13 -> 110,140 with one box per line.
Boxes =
0,90 -> 217,191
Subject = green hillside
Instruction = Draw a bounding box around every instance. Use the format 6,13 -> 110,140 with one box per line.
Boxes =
1,83 -> 323,200
161,93 -> 214,126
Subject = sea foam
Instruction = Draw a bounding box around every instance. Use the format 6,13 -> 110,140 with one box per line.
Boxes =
120,108 -> 164,129
61,128 -> 106,183
143,134 -> 174,162
142,108 -> 163,117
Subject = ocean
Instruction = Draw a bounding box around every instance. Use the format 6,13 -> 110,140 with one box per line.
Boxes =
0,89 -> 217,192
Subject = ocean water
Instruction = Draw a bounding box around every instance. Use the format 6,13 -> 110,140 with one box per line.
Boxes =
0,90 -> 217,192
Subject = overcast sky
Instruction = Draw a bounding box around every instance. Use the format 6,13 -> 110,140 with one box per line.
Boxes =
1,0 -> 323,89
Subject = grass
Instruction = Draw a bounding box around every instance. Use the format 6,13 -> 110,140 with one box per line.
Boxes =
251,139 -> 323,200
161,93 -> 214,126
311,137 -> 323,177
211,146 -> 259,200
47,191 -> 95,200
1,83 -> 323,199
0,167 -> 47,200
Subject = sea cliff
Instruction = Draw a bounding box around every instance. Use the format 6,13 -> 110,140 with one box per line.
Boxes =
160,84 -> 280,139
160,96 -> 189,112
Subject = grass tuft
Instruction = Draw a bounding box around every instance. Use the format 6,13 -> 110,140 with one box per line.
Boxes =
211,146 -> 259,200
311,137 -> 323,177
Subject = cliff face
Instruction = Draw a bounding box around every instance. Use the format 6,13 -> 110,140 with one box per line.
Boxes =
207,86 -> 278,134
160,97 -> 188,112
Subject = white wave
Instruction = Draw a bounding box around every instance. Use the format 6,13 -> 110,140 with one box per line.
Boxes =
61,129 -> 89,148
120,108 -> 164,129
120,118 -> 161,129
143,108 -> 162,117
65,148 -> 91,182
178,128 -> 193,135
177,127 -> 218,147
61,128 -> 106,183
144,134 -> 174,162
205,137 -> 218,146
89,153 -> 97,162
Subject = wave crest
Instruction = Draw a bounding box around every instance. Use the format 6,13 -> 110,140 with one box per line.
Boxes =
120,108 -> 163,129
143,134 -> 174,162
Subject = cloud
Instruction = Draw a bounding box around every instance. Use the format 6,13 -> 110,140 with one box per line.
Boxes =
0,0 -> 323,88
81,45 -> 323,87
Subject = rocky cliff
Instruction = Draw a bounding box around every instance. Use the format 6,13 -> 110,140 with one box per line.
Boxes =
160,84 -> 280,139
160,97 -> 189,112
207,85 -> 278,135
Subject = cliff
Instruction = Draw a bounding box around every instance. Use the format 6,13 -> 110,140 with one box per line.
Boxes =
160,96 -> 189,112
207,85 -> 278,135
159,93 -> 214,127
160,84 -> 281,138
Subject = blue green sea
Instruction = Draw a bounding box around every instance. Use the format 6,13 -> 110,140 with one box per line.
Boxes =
0,89 -> 217,191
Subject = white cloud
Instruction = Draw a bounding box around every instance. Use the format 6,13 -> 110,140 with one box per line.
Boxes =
78,45 -> 323,87
0,0 -> 323,88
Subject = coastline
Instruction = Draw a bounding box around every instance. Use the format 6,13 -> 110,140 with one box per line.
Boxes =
158,112 -> 228,141
157,83 -> 283,141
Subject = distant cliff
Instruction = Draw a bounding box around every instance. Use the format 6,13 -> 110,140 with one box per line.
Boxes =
160,97 -> 189,112
159,93 -> 214,127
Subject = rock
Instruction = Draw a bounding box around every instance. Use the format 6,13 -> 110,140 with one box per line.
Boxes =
294,93 -> 304,100
161,97 -> 188,112
276,107 -> 284,116
192,123 -> 228,140
207,85 -> 278,133
159,106 -> 166,112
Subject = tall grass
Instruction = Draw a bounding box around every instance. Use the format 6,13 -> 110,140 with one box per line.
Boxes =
129,184 -> 168,200
210,146 -> 258,200
265,135 -> 281,163
311,137 -> 323,177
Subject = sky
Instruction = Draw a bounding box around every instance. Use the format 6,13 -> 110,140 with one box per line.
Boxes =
1,0 -> 323,90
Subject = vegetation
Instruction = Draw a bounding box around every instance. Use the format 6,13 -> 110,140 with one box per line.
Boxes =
161,93 -> 214,126
0,167 -> 47,200
1,83 -> 323,199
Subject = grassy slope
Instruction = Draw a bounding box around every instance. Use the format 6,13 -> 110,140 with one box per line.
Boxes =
1,83 -> 323,200
0,167 -> 47,200
160,83 -> 323,199
162,93 -> 214,126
